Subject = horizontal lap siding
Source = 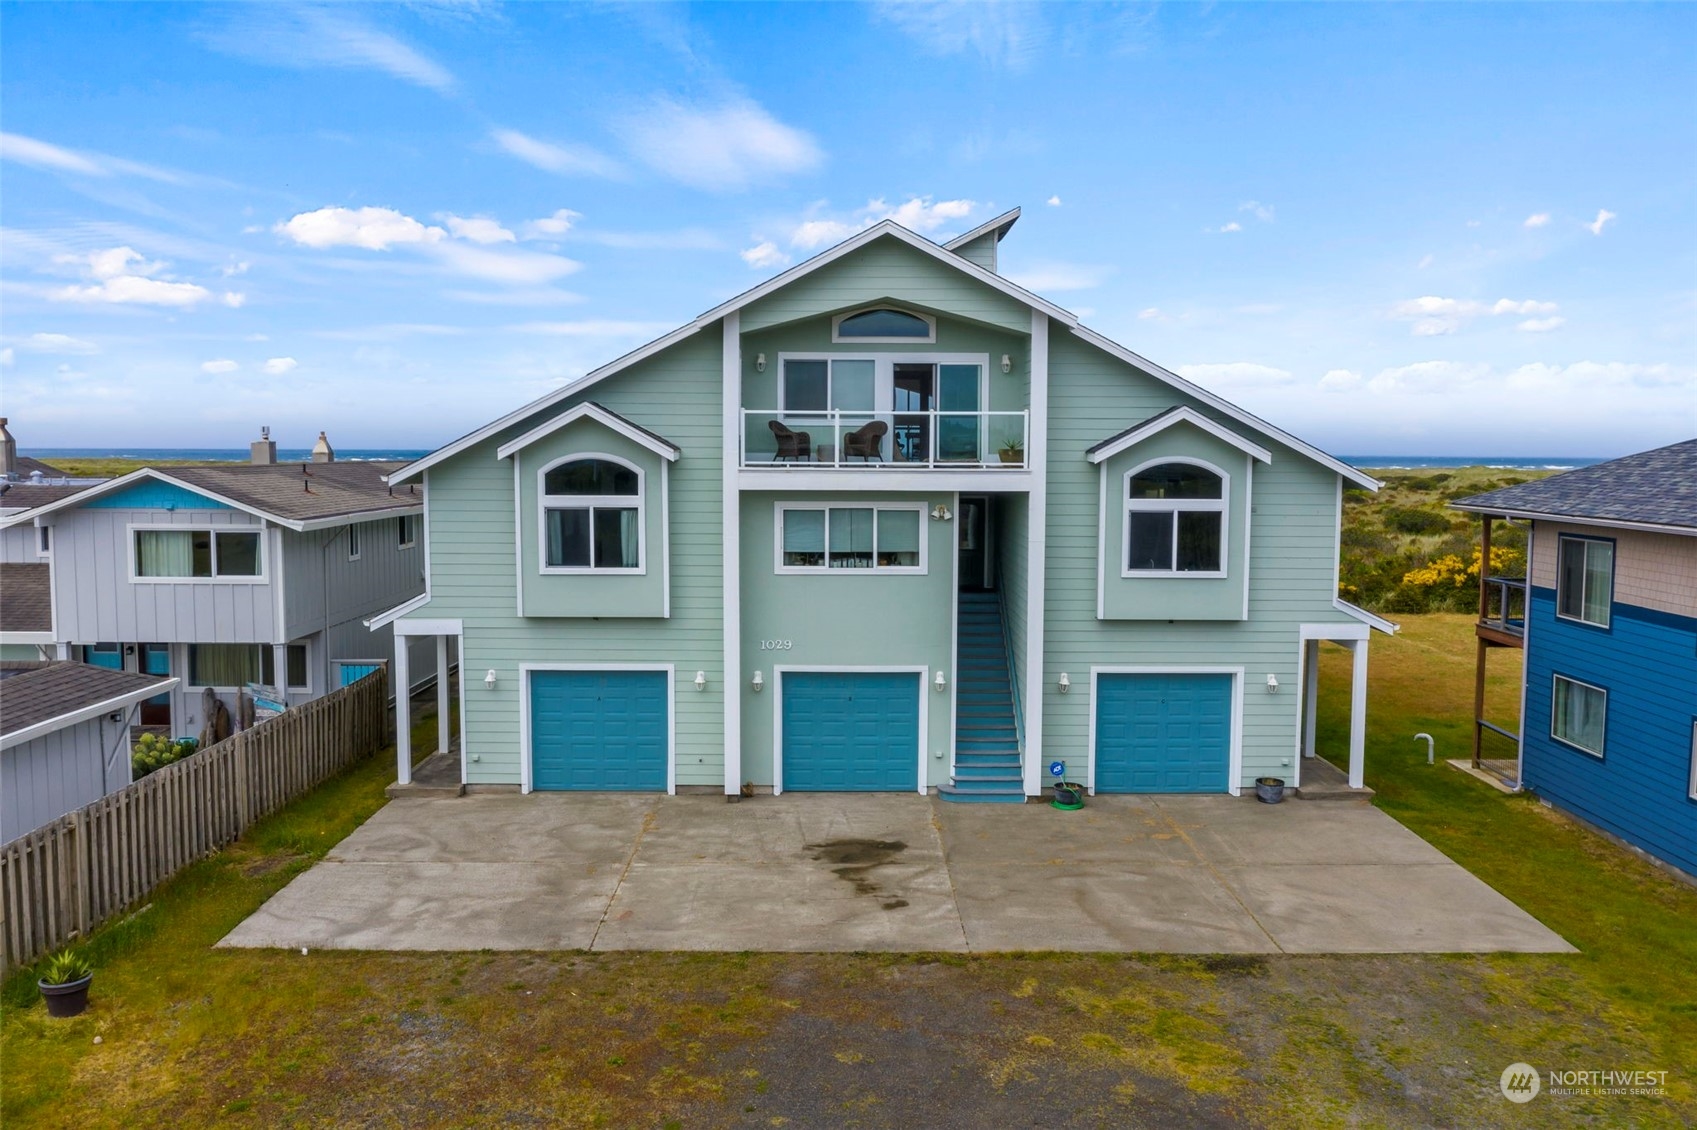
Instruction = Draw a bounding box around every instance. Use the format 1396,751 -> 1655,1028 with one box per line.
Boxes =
1522,589 -> 1697,875
430,329 -> 725,788
1041,332 -> 1353,788
998,494 -> 1030,734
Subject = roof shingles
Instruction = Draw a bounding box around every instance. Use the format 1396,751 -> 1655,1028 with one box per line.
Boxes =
1452,439 -> 1697,531
0,662 -> 173,737
0,563 -> 52,633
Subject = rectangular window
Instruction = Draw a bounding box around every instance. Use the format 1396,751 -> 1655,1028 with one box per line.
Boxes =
544,506 -> 638,569
780,358 -> 879,414
1551,675 -> 1606,757
1124,463 -> 1227,575
778,505 -> 925,573
398,514 -> 418,549
190,643 -> 308,689
347,524 -> 362,560
1557,536 -> 1613,627
36,526 -> 50,556
134,528 -> 263,578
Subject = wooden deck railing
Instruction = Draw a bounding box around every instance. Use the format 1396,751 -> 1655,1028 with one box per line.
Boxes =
0,668 -> 389,973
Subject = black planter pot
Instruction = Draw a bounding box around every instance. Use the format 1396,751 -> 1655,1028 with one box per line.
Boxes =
39,974 -> 92,1018
1053,782 -> 1085,809
1255,777 -> 1287,804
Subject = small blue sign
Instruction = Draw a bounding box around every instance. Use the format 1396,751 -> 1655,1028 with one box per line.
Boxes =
1049,761 -> 1066,778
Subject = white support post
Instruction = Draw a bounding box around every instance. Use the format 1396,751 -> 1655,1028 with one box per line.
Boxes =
272,644 -> 289,704
436,634 -> 451,755
1302,639 -> 1320,758
1023,310 -> 1049,796
393,632 -> 412,786
721,311 -> 743,796
1347,639 -> 1368,789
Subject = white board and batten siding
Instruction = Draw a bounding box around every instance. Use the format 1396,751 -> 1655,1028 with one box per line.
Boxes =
1,711 -> 133,843
426,328 -> 726,789
281,518 -> 429,692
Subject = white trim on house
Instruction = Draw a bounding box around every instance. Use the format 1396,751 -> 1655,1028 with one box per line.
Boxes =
721,311 -> 743,796
1118,456 -> 1231,580
0,677 -> 181,751
1293,622 -> 1373,790
1068,326 -> 1380,491
737,469 -> 1034,493
1085,666 -> 1245,797
0,631 -> 56,646
126,522 -> 268,584
942,207 -> 1021,254
518,663 -> 677,796
494,401 -> 682,463
1550,672 -> 1608,759
397,514 -> 418,550
949,490 -> 961,789
364,591 -> 431,631
770,665 -> 929,797
1333,599 -> 1398,635
830,306 -> 938,344
1086,405 -> 1274,467
771,501 -> 928,575
532,452 -> 648,576
1023,309 -> 1049,796
1447,504 -> 1697,538
393,617 -> 464,637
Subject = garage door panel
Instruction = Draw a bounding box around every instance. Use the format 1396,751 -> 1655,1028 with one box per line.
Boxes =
531,670 -> 668,792
782,672 -> 920,792
1096,673 -> 1232,793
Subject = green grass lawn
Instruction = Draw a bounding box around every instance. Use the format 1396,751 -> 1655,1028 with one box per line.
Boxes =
3,619 -> 1694,1128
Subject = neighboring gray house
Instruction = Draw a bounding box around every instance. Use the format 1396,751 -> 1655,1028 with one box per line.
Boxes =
0,437 -> 438,736
0,661 -> 176,842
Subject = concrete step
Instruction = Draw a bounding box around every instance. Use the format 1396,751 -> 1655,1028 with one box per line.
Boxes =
937,788 -> 1025,804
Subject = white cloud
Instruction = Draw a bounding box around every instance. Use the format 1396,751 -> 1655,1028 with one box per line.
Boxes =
1524,212 -> 1551,228
1239,200 -> 1275,222
1587,208 -> 1617,236
615,99 -> 822,191
1517,316 -> 1566,333
1137,307 -> 1163,320
790,218 -> 857,250
1046,195 -> 1062,207
444,288 -> 584,307
219,260 -> 251,277
522,209 -> 582,238
1174,362 -> 1297,387
204,8 -> 454,92
276,206 -> 445,250
0,131 -> 200,185
428,242 -> 581,285
1390,295 -> 1560,336
787,196 -> 979,250
1417,254 -> 1434,269
740,241 -> 789,269
872,1 -> 1046,69
20,333 -> 99,355
491,129 -> 623,178
201,358 -> 239,374
508,320 -> 673,338
52,275 -> 214,308
441,215 -> 515,244
1318,368 -> 1362,391
574,228 -> 723,251
262,357 -> 298,375
1004,262 -> 1114,292
1207,221 -> 1243,234
222,291 -> 246,308
0,348 -> 11,366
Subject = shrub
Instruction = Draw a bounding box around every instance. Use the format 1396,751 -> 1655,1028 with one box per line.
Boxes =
1343,488 -> 1372,504
131,733 -> 200,780
1383,507 -> 1451,535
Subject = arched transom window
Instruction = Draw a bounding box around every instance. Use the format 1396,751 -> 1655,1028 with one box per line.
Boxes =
1124,461 -> 1226,575
831,307 -> 936,343
541,456 -> 643,571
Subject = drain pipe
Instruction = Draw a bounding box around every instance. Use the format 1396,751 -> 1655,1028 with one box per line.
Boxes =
1414,733 -> 1435,765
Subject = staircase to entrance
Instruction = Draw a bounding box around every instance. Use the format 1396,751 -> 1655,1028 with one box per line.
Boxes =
941,591 -> 1025,803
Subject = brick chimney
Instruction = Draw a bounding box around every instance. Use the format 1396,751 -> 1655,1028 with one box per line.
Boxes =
250,425 -> 277,465
0,418 -> 15,479
311,430 -> 335,463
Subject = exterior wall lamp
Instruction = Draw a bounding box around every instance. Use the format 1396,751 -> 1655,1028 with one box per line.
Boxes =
694,670 -> 707,692
930,504 -> 952,521
1266,673 -> 1279,693
755,353 -> 766,372
934,671 -> 947,692
484,669 -> 498,690
751,671 -> 764,693
1001,354 -> 1012,374
1057,672 -> 1071,694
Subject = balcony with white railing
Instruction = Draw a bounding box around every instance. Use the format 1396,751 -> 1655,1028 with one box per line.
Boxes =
741,409 -> 1030,470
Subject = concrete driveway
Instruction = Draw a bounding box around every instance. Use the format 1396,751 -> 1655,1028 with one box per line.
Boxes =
219,793 -> 1573,955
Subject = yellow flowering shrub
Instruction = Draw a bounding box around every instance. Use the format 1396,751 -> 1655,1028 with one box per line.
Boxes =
1401,546 -> 1522,589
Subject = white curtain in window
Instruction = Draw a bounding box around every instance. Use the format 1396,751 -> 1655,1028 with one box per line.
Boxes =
1555,678 -> 1606,753
618,508 -> 640,568
1583,542 -> 1613,624
137,530 -> 194,577
192,644 -> 261,687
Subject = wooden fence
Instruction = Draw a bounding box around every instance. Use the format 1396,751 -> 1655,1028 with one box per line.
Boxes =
0,668 -> 389,973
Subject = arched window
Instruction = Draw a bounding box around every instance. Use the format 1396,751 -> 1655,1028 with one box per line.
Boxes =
832,307 -> 935,342
540,456 -> 643,571
1124,461 -> 1226,574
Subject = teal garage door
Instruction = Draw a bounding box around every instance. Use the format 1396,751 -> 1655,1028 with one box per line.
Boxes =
530,670 -> 668,791
782,672 -> 920,792
1095,673 -> 1233,792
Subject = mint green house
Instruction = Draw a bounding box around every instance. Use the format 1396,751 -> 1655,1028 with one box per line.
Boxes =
377,210 -> 1393,801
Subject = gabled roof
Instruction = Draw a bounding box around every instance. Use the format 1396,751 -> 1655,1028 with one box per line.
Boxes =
1086,406 -> 1274,466
14,455 -> 68,477
1450,439 -> 1697,534
0,662 -> 179,748
0,481 -> 94,515
942,207 -> 1021,252
0,461 -> 423,533
0,563 -> 52,634
495,402 -> 680,463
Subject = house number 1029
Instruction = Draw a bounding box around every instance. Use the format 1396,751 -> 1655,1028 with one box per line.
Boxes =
759,639 -> 793,651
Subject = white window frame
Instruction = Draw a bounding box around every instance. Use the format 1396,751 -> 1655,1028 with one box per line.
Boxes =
1555,534 -> 1613,629
1550,673 -> 1607,758
1121,457 -> 1230,579
830,305 -> 937,344
776,353 -> 990,416
127,523 -> 268,584
186,642 -> 310,691
347,523 -> 361,561
773,502 -> 928,575
36,525 -> 50,557
1688,720 -> 1697,801
397,514 -> 418,550
536,452 -> 647,576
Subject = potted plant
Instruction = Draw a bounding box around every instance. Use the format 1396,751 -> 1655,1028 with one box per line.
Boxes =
38,949 -> 93,1018
1052,781 -> 1085,809
998,439 -> 1025,466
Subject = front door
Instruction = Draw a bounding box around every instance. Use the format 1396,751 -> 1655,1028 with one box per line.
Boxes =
959,496 -> 991,592
139,644 -> 172,727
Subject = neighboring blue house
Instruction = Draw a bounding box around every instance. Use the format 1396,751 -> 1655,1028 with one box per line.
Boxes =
1455,440 -> 1697,880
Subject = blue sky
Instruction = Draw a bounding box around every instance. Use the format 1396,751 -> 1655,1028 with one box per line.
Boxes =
2,2 -> 1692,456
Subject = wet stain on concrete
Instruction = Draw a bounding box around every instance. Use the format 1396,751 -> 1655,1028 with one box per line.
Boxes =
804,839 -> 909,910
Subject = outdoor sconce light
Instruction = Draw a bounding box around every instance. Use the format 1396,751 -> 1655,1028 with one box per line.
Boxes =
1000,354 -> 1012,374
751,671 -> 764,693
484,669 -> 498,690
1266,673 -> 1280,693
934,671 -> 947,692
1057,673 -> 1071,694
755,353 -> 766,372
930,504 -> 952,522
694,670 -> 707,692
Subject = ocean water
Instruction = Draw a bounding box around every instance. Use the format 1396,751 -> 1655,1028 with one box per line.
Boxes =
26,448 -> 431,463
1340,456 -> 1603,471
